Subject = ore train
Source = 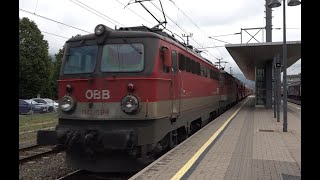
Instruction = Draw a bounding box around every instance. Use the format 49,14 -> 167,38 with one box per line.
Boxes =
37,24 -> 252,172
287,82 -> 301,101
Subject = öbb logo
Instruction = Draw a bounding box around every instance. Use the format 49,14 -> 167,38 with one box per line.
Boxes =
85,90 -> 110,99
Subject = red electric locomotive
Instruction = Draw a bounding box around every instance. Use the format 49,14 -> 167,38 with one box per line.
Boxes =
37,24 -> 251,172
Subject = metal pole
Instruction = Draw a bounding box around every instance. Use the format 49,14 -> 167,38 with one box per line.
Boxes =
283,1 -> 287,132
277,54 -> 280,122
240,29 -> 242,44
265,0 -> 272,42
273,56 -> 276,118
183,33 -> 193,45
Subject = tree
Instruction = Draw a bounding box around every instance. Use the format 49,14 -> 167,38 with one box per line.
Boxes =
51,46 -> 65,99
51,34 -> 81,99
19,17 -> 51,99
42,56 -> 54,98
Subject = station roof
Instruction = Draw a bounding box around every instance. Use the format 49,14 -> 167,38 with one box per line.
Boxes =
225,41 -> 301,81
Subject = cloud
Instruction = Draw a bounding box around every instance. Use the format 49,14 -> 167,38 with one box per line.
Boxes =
19,0 -> 301,77
172,0 -> 264,27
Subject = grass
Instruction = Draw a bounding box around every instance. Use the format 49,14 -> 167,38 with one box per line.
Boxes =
19,121 -> 57,133
19,132 -> 37,144
19,112 -> 59,144
19,112 -> 58,127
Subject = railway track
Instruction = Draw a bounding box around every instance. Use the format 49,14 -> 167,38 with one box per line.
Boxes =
57,169 -> 135,180
19,144 -> 59,164
288,98 -> 301,105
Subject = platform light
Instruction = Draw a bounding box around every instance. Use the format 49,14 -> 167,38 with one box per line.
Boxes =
268,0 -> 301,132
268,0 -> 281,8
288,0 -> 301,6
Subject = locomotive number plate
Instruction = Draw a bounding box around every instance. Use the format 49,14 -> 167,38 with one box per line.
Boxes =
81,109 -> 109,116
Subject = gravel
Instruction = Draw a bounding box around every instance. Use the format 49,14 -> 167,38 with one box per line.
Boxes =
19,152 -> 77,180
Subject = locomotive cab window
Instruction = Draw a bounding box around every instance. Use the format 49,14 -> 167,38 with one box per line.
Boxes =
63,45 -> 97,74
160,46 -> 170,73
101,43 -> 144,72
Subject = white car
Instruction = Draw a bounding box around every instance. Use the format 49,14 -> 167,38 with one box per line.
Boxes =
32,98 -> 59,112
44,98 -> 59,111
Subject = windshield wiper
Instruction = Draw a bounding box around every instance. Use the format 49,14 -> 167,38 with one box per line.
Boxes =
122,38 -> 143,55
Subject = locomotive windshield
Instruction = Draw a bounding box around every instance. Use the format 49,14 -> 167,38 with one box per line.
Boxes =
63,45 -> 97,74
101,43 -> 144,72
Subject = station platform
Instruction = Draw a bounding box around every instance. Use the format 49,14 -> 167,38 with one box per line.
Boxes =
129,95 -> 301,180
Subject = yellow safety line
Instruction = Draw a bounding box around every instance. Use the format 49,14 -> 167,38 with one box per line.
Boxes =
170,97 -> 250,180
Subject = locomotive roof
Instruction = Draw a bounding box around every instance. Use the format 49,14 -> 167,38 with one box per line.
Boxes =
68,27 -> 165,42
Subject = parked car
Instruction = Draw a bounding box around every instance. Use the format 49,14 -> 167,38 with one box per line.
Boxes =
44,98 -> 59,111
54,100 -> 59,110
19,99 -> 31,114
31,98 -> 58,112
19,99 -> 48,114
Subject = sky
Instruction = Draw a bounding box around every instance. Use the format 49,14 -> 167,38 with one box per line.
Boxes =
19,0 -> 301,82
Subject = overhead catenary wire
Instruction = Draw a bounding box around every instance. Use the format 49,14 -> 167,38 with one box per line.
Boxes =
274,27 -> 301,29
42,31 -> 70,39
127,1 -> 187,40
69,0 -> 125,27
115,0 -> 154,26
20,5 -> 186,47
21,1 -> 221,60
168,0 -> 224,58
208,37 -> 231,44
125,0 -> 179,32
19,8 -> 91,33
149,2 -> 193,37
148,1 -> 218,59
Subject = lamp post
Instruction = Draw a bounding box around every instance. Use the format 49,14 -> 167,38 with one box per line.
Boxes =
268,0 -> 301,132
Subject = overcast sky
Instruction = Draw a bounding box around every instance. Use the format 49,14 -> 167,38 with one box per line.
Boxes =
19,0 -> 301,79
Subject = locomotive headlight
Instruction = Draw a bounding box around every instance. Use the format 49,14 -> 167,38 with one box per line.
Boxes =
121,95 -> 139,114
94,24 -> 105,36
60,96 -> 75,112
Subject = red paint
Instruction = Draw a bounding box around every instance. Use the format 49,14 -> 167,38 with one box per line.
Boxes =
58,75 -> 219,102
58,38 -> 252,105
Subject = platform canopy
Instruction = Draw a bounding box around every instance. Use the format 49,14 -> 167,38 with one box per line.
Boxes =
225,41 -> 301,81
